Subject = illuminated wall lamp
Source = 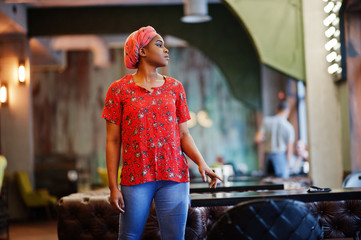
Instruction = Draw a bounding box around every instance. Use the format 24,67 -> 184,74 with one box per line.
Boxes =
18,61 -> 26,84
186,110 -> 213,128
0,84 -> 8,105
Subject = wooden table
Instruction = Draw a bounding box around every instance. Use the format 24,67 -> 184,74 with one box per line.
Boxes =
190,181 -> 284,194
190,187 -> 361,207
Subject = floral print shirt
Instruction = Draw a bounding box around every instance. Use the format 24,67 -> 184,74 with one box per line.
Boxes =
102,75 -> 191,186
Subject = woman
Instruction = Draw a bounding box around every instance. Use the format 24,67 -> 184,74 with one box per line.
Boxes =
102,26 -> 221,240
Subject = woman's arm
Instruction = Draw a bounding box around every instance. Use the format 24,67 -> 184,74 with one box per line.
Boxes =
178,122 -> 222,188
106,120 -> 125,213
254,129 -> 264,144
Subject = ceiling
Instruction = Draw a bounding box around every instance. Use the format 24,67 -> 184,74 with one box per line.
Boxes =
0,10 -> 24,34
3,0 -> 220,7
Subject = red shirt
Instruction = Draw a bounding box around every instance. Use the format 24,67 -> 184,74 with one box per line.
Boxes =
102,75 -> 191,186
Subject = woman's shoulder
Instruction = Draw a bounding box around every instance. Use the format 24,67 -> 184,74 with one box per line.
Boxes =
165,76 -> 184,88
109,75 -> 133,88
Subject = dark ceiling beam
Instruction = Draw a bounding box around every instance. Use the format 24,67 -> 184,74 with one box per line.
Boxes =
28,4 -> 261,109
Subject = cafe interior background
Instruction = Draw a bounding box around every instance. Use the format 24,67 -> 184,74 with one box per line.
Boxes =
0,0 -> 360,220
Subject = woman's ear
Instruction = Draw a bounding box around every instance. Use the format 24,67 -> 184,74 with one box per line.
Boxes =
139,47 -> 146,57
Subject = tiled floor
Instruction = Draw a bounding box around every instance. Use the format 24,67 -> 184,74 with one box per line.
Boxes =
7,220 -> 57,240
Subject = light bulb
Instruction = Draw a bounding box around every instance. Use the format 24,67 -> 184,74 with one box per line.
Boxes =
324,2 -> 335,13
18,64 -> 25,83
0,85 -> 8,104
323,13 -> 336,26
328,63 -> 339,74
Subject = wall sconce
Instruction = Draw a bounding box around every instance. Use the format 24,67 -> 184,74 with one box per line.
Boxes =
181,0 -> 212,23
197,110 -> 213,128
187,110 -> 213,128
18,60 -> 26,84
0,83 -> 8,105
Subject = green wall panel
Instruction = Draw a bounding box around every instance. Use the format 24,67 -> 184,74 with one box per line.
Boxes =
225,0 -> 305,81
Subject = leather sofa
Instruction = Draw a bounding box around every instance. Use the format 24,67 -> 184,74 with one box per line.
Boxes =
57,188 -> 361,240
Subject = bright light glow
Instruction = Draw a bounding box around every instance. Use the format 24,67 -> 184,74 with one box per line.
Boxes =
335,54 -> 342,62
323,13 -> 336,26
324,0 -> 343,79
0,85 -> 7,104
328,63 -> 339,74
324,2 -> 335,13
325,38 -> 338,51
326,52 -> 337,62
18,64 -> 26,83
325,26 -> 336,37
197,110 -> 213,128
181,15 -> 211,23
187,111 -> 197,128
332,17 -> 340,26
333,2 -> 342,13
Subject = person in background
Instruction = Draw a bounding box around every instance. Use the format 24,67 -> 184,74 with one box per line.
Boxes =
102,26 -> 221,240
290,140 -> 309,175
254,101 -> 295,179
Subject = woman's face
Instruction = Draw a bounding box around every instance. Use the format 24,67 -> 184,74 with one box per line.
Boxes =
142,34 -> 169,68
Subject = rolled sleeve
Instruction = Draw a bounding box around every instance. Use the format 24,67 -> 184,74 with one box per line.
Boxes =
102,82 -> 123,125
176,83 -> 191,124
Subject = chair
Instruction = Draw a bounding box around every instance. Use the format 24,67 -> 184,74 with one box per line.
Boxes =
342,172 -> 361,188
0,155 -> 8,240
14,171 -> 57,218
97,167 -> 122,187
0,155 -> 7,191
208,199 -> 323,240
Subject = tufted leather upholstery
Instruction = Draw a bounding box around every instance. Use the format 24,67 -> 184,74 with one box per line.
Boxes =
57,189 -> 361,240
307,200 -> 361,239
57,189 -> 119,240
208,199 -> 323,240
58,189 -> 214,240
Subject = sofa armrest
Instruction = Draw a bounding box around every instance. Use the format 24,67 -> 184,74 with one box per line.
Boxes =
57,192 -> 119,240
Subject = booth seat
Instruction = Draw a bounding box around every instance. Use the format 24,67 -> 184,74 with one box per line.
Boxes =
57,189 -> 361,240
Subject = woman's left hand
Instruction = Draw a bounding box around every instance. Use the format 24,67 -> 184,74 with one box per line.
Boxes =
198,163 -> 223,188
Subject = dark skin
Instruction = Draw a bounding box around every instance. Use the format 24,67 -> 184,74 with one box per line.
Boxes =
106,34 -> 222,213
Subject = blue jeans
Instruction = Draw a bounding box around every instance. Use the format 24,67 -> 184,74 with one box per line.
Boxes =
119,181 -> 190,240
265,153 -> 289,178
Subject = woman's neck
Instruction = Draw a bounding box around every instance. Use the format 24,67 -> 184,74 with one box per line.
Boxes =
134,64 -> 162,83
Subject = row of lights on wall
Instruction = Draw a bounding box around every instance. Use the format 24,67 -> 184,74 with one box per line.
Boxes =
323,0 -> 343,80
0,61 -> 26,106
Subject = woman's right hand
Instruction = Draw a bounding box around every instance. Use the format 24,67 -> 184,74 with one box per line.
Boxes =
109,188 -> 125,214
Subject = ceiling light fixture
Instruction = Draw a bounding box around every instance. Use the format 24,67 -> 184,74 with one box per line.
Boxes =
181,0 -> 212,23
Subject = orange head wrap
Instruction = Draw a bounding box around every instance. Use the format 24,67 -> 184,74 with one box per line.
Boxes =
124,26 -> 158,69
